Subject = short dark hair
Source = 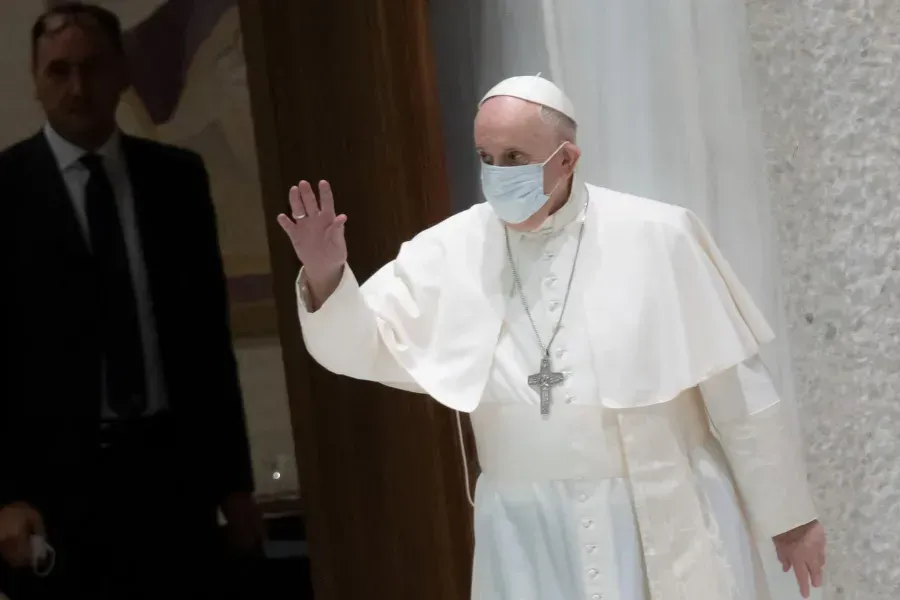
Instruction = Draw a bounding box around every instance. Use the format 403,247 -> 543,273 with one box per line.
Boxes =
31,2 -> 124,63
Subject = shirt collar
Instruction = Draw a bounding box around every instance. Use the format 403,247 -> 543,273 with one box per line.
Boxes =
42,123 -> 122,171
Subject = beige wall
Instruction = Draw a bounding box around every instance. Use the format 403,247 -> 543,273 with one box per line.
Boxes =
234,338 -> 298,499
0,4 -> 46,143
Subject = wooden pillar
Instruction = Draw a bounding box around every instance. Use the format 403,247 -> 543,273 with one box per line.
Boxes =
238,1 -> 474,598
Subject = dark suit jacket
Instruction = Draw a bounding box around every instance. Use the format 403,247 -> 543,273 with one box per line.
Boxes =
0,132 -> 253,527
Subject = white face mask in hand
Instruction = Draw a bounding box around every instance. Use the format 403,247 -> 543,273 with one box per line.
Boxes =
30,534 -> 55,577
0,539 -> 54,600
480,143 -> 567,224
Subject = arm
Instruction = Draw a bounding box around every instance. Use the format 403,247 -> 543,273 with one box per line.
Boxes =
0,159 -> 34,511
0,152 -> 47,567
297,262 -> 427,394
699,357 -> 817,538
188,156 -> 254,498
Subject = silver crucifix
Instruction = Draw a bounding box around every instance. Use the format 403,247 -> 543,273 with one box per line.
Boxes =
528,354 -> 565,417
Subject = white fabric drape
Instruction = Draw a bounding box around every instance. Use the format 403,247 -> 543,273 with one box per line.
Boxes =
428,1 -> 815,597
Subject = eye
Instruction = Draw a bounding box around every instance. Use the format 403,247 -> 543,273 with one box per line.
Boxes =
479,152 -> 494,166
46,60 -> 70,79
505,151 -> 526,164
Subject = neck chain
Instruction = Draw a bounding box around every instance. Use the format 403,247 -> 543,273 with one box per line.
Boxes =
504,198 -> 588,416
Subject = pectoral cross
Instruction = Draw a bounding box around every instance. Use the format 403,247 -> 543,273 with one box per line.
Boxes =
528,354 -> 565,417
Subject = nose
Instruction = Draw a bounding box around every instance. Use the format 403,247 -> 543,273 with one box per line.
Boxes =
68,68 -> 85,97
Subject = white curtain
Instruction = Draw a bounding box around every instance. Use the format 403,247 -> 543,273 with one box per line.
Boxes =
428,1 -> 815,597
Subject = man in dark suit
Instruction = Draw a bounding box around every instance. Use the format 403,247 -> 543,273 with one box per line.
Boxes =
0,3 -> 262,598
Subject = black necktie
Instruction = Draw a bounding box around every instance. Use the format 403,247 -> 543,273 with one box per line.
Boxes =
81,153 -> 147,418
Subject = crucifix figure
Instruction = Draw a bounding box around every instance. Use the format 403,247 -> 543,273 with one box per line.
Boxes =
528,354 -> 565,416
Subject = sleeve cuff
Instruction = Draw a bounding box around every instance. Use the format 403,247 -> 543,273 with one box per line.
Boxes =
296,264 -> 356,317
758,492 -> 819,538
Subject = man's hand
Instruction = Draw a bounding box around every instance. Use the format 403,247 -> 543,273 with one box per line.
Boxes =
773,520 -> 826,598
0,503 -> 44,568
221,492 -> 265,556
277,180 -> 348,303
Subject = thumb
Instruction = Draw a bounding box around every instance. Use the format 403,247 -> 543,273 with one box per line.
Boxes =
328,219 -> 346,242
775,546 -> 791,572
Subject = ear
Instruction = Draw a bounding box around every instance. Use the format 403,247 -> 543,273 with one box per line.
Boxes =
32,67 -> 42,101
562,143 -> 582,173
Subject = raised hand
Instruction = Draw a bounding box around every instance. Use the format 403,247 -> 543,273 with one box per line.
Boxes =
277,180 -> 348,284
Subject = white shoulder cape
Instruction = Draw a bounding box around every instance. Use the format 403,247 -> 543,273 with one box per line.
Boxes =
347,183 -> 773,414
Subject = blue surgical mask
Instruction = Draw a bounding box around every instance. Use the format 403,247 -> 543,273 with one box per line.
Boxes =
480,143 -> 567,224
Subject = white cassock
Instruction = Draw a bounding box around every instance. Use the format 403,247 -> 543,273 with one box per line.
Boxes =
296,177 -> 818,600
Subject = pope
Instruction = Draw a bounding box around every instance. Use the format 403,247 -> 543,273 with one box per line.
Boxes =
277,76 -> 826,600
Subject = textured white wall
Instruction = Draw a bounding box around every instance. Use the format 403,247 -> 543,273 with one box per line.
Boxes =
748,2 -> 900,598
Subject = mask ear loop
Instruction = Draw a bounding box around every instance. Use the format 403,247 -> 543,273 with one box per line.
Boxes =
541,142 -> 568,167
541,142 -> 570,199
30,534 -> 56,578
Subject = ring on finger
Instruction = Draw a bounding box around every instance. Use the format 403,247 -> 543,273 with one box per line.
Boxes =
293,213 -> 307,220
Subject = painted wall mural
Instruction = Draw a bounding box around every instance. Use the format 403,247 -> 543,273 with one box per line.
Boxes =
46,0 -> 275,337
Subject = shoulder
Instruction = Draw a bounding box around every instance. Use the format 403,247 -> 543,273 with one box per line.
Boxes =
392,202 -> 494,267
0,134 -> 44,173
414,202 -> 493,242
122,135 -> 206,173
586,183 -> 700,240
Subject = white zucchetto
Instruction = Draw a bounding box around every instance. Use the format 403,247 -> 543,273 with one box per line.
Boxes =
480,75 -> 576,123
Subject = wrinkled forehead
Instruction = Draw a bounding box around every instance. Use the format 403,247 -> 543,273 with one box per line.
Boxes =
474,96 -> 555,151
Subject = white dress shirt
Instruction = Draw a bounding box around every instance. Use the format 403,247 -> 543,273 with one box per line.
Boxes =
43,124 -> 166,418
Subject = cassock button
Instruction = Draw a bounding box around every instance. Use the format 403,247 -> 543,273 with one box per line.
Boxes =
578,493 -> 588,502
592,595 -> 602,599
588,568 -> 599,579
555,347 -> 566,358
546,275 -> 558,285
543,252 -> 555,261
585,544 -> 597,553
548,301 -> 560,311
582,519 -> 593,529
565,395 -> 575,404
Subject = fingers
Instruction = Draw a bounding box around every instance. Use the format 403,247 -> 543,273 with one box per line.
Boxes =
0,540 -> 32,568
0,528 -> 32,569
276,213 -> 296,237
793,560 -> 811,599
318,180 -> 335,216
288,185 -> 306,220
778,552 -> 791,573
298,180 -> 320,218
810,546 -> 826,590
327,215 -> 347,242
775,544 -> 788,571
810,560 -> 824,590
288,180 -> 336,221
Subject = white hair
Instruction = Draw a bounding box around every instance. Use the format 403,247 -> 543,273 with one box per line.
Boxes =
539,105 -> 577,143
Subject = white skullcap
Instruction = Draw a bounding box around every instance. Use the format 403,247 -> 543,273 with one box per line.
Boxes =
480,75 -> 576,123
